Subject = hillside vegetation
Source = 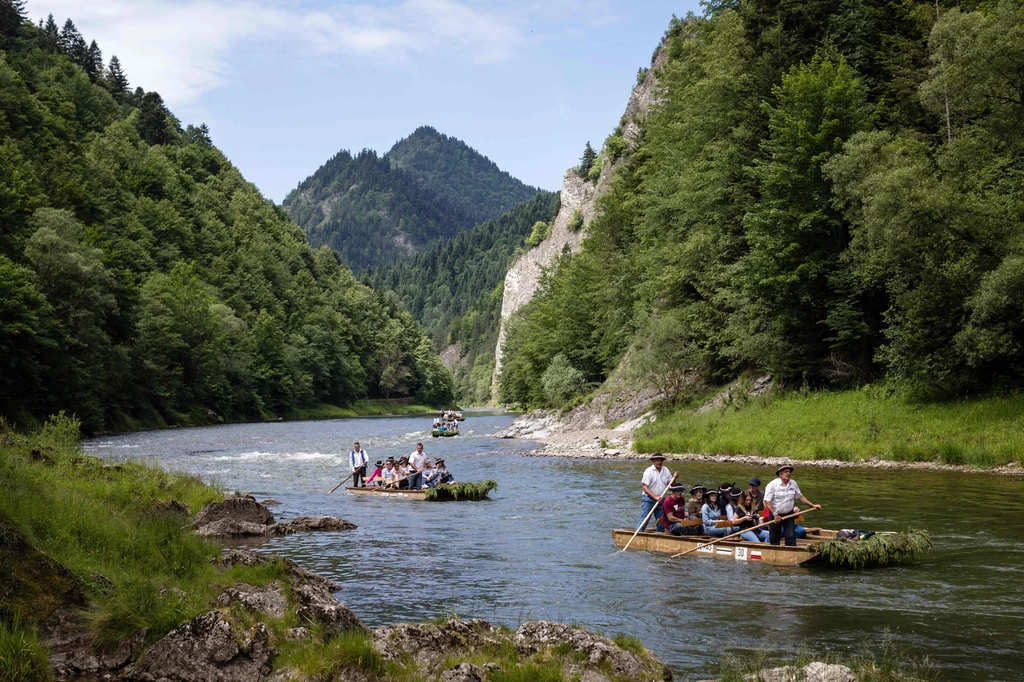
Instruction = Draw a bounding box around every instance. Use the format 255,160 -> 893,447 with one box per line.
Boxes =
0,5 -> 452,433
283,126 -> 541,272
372,191 -> 561,403
500,1 -> 1024,413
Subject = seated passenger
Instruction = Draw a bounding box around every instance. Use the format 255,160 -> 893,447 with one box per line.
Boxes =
736,490 -> 769,541
430,458 -> 453,485
701,490 -> 738,537
381,458 -> 398,487
364,460 -> 384,486
725,490 -> 763,543
684,485 -> 706,536
661,485 -> 688,535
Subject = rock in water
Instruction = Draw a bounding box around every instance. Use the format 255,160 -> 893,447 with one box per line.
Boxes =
279,516 -> 357,533
193,495 -> 276,529
124,610 -> 271,682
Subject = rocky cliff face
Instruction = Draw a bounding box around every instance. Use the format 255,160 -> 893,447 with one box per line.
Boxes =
491,44 -> 669,400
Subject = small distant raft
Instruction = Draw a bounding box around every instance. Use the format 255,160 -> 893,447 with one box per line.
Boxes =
431,429 -> 458,438
612,527 -> 933,568
346,480 -> 496,501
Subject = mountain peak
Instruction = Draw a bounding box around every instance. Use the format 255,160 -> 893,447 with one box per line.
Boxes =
283,128 -> 541,272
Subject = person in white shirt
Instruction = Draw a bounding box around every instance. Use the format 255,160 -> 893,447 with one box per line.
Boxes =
763,464 -> 820,546
638,454 -> 673,531
348,441 -> 369,487
408,442 -> 427,490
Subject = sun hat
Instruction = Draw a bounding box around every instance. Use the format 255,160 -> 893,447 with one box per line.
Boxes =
727,489 -> 742,499
776,464 -> 794,475
375,460 -> 383,467
649,453 -> 667,461
749,477 -> 762,486
706,489 -> 719,497
668,484 -> 686,493
435,458 -> 445,465
690,485 -> 707,494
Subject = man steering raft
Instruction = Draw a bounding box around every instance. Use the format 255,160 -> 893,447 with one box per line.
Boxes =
763,464 -> 821,546
348,441 -> 369,487
638,453 -> 673,531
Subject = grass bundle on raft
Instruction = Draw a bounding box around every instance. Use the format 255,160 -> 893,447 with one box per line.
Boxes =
424,480 -> 497,501
816,529 -> 933,568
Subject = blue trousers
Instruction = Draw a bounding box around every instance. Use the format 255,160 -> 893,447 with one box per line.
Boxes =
703,526 -> 739,537
408,471 -> 423,490
638,495 -> 663,531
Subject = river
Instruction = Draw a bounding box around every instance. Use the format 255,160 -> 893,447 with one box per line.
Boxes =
84,412 -> 1024,681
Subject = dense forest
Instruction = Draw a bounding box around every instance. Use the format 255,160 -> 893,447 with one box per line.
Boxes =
283,126 -> 540,272
0,2 -> 452,433
371,191 -> 561,403
500,0 -> 1024,407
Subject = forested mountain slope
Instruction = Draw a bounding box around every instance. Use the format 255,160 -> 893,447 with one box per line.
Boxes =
283,126 -> 541,272
371,191 -> 560,403
500,1 -> 1024,408
0,3 -> 452,433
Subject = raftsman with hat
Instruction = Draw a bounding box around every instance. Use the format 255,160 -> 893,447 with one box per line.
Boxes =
763,464 -> 821,547
637,454 -> 673,532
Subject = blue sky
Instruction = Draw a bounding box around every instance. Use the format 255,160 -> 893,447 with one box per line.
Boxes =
27,1 -> 701,202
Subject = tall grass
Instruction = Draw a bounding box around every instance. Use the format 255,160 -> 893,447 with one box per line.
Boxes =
0,613 -> 53,682
635,389 -> 1024,467
0,413 -> 286,647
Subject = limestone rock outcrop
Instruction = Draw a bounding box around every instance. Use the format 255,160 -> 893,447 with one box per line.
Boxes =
491,41 -> 670,400
514,620 -> 672,681
123,610 -> 272,682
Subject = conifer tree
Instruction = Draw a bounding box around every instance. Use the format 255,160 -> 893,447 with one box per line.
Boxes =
0,0 -> 26,40
578,141 -> 597,178
106,56 -> 130,99
41,13 -> 59,52
60,18 -> 89,68
85,39 -> 102,80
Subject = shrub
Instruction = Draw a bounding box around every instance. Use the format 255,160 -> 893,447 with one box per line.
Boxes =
525,221 -> 550,248
541,354 -> 586,406
604,133 -> 628,160
568,209 -> 584,232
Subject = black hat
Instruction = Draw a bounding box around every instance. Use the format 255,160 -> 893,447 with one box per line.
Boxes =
719,482 -> 734,491
375,460 -> 383,467
690,485 -> 707,494
776,464 -> 794,475
668,484 -> 686,493
649,453 -> 667,461
749,477 -> 762,486
727,489 -> 742,499
706,489 -> 720,497
435,458 -> 445,465
386,457 -> 396,463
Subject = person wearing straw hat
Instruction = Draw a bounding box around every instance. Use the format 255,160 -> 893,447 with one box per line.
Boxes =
638,454 -> 672,531
763,464 -> 820,546
701,489 -> 738,537
660,484 -> 688,536
684,485 -> 706,536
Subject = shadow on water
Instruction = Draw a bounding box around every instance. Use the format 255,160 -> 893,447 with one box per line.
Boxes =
86,414 -> 1024,681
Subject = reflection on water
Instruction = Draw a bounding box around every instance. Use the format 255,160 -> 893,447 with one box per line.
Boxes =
86,412 -> 1024,681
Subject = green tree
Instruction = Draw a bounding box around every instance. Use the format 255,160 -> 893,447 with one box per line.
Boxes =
105,55 -> 129,99
577,141 -> 597,178
541,354 -> 587,406
735,54 -> 870,378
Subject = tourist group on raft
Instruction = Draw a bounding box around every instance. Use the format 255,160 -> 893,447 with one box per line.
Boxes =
347,441 -> 455,490
639,453 -> 821,546
432,410 -> 462,434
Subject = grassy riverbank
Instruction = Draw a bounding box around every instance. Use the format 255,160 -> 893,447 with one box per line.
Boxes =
0,415 -> 666,682
634,389 -> 1024,467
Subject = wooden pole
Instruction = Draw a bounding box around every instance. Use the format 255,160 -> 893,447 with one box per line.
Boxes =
669,507 -> 820,559
621,472 -> 678,552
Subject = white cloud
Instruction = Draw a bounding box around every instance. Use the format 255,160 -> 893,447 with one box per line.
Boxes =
24,0 -> 607,108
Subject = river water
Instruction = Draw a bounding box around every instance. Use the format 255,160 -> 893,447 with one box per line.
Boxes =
84,412 -> 1024,681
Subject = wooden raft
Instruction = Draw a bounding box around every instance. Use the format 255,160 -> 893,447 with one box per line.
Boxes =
612,527 -> 840,566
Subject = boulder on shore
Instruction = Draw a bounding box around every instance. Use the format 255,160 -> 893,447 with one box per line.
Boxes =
123,610 -> 272,682
192,497 -> 356,537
